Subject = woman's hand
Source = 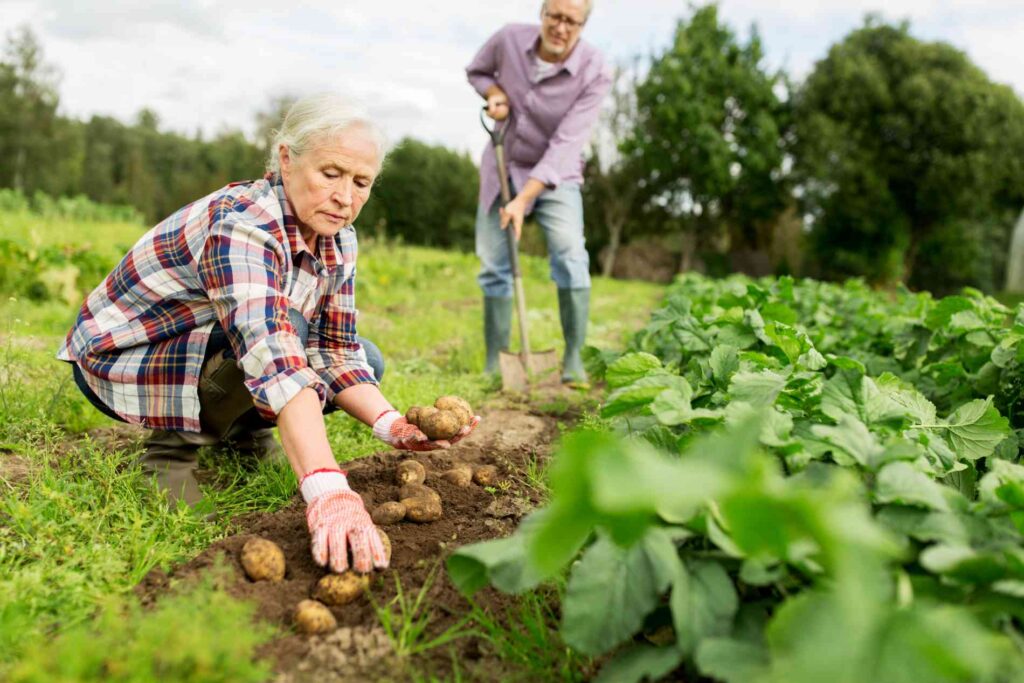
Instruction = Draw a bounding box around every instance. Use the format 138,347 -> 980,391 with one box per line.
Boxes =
372,410 -> 481,451
301,469 -> 388,573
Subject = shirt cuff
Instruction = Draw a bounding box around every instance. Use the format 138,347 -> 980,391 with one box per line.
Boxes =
528,162 -> 560,189
246,365 -> 328,422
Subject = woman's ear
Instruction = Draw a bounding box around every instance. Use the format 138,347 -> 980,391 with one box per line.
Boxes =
278,144 -> 292,177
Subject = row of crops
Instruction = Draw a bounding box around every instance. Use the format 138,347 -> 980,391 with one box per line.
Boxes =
451,274 -> 1024,682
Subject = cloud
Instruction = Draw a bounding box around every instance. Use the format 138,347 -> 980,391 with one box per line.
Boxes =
0,0 -> 1020,157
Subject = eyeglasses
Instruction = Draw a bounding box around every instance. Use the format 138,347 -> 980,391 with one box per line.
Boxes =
543,10 -> 585,30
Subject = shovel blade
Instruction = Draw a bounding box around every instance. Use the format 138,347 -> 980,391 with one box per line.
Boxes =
499,349 -> 560,393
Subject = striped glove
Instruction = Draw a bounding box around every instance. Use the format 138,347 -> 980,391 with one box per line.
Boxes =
301,469 -> 388,573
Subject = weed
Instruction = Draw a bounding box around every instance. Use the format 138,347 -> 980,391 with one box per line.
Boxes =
370,563 -> 474,658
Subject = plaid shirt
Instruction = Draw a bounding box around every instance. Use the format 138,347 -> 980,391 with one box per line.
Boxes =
57,174 -> 377,432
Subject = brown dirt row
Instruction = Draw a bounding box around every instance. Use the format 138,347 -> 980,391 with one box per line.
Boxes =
135,406 -> 570,682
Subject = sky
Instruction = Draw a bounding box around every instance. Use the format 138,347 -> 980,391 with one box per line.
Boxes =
1,0 -> 1022,160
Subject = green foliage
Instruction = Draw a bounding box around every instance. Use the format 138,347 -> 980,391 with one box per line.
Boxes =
624,4 -> 790,253
358,137 -> 479,251
7,570 -> 273,683
793,18 -> 1024,291
450,273 -> 1024,681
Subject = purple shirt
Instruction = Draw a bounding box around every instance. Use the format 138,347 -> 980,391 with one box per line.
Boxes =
467,23 -> 612,209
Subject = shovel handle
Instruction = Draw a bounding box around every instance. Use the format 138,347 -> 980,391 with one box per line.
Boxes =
480,107 -> 532,364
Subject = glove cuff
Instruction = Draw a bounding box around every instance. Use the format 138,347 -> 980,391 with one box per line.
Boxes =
300,468 -> 350,504
372,409 -> 401,443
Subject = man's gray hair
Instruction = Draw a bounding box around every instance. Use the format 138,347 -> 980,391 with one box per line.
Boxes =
542,0 -> 593,19
266,93 -> 387,174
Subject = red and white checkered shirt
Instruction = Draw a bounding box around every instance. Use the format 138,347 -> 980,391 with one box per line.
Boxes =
57,174 -> 377,432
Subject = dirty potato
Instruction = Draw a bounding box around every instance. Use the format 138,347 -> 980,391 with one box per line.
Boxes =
313,572 -> 369,606
402,496 -> 443,522
434,396 -> 473,426
377,528 -> 392,564
398,483 -> 441,504
371,501 -> 407,525
419,409 -> 463,440
441,464 -> 473,487
473,465 -> 499,487
294,599 -> 337,635
240,537 -> 286,582
405,405 -> 425,426
395,460 -> 426,486
412,406 -> 439,426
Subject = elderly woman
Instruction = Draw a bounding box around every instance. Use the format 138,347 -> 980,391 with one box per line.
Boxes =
57,93 -> 476,574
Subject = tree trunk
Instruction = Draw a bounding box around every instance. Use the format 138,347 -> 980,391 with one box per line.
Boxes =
602,214 -> 624,278
1005,208 -> 1024,293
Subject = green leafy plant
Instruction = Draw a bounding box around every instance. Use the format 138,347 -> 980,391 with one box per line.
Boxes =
449,273 -> 1024,682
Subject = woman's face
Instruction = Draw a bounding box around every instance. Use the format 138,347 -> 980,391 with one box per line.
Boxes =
279,126 -> 380,247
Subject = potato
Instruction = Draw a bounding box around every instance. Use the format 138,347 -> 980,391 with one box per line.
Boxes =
240,537 -> 286,582
398,483 -> 441,504
473,465 -> 499,487
434,396 -> 473,426
395,460 -> 426,486
441,464 -> 473,487
412,406 -> 439,426
402,496 -> 443,522
371,501 -> 407,525
294,599 -> 337,635
419,409 -> 463,440
377,528 -> 392,564
313,572 -> 369,606
405,405 -> 425,426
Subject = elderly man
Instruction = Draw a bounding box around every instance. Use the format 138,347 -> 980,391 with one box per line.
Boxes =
467,0 -> 611,384
58,94 -> 476,574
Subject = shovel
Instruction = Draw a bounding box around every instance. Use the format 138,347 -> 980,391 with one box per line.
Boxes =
479,107 -> 560,392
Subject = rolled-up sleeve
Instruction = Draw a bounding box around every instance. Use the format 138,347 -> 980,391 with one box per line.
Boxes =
530,63 -> 613,187
306,264 -> 378,401
466,27 -> 504,97
197,220 -> 328,421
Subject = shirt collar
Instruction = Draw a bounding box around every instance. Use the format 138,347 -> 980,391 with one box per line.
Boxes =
268,172 -> 342,272
523,26 -> 583,77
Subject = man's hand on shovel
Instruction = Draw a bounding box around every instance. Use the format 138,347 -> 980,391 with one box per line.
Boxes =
499,196 -> 527,241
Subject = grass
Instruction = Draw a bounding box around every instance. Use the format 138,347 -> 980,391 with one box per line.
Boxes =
0,211 -> 665,677
371,564 -> 475,658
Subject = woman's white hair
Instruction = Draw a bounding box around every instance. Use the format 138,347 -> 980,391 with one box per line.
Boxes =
266,93 -> 387,174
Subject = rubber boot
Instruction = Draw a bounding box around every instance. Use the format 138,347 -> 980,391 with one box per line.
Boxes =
139,429 -> 218,509
484,296 -> 513,374
558,288 -> 590,385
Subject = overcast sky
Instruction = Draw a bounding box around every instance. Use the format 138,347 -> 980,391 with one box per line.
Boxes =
1,0 -> 1022,160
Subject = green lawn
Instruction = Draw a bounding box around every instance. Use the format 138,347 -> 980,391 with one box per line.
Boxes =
0,210 -> 664,678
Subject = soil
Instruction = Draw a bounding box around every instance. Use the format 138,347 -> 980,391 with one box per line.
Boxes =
135,403 -> 574,682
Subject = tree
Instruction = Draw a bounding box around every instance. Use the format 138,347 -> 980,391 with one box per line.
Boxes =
793,17 -> 1024,291
582,61 -> 650,277
623,4 -> 790,257
360,138 -> 479,250
0,26 -> 70,194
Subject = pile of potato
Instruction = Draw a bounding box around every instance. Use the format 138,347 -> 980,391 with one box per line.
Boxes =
405,395 -> 475,440
239,529 -> 392,636
370,458 -> 501,525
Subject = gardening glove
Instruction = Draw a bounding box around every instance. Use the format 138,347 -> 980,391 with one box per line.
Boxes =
301,469 -> 388,573
372,409 -> 481,451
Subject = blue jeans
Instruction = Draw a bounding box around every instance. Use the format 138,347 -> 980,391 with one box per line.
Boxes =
476,182 -> 591,297
72,308 -> 385,424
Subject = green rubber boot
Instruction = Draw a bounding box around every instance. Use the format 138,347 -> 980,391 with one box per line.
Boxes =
484,296 -> 513,374
558,288 -> 590,385
139,429 -> 218,511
